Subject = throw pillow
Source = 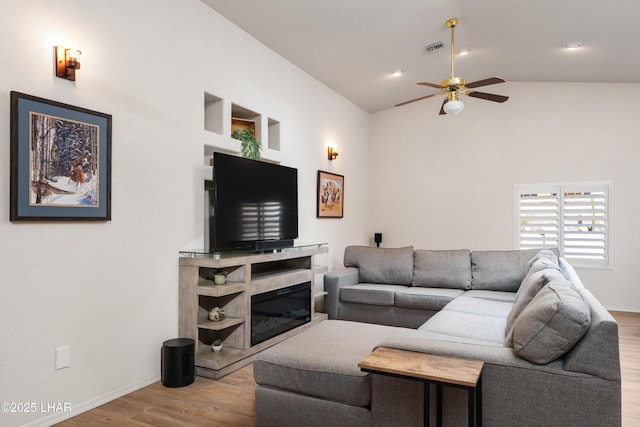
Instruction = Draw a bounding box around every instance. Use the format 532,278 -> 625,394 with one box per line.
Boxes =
524,248 -> 560,271
512,279 -> 591,364
344,246 -> 414,285
504,266 -> 564,346
412,249 -> 472,289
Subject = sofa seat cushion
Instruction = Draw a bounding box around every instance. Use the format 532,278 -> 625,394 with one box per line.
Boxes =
513,279 -> 591,364
394,287 -> 464,310
418,310 -> 507,346
340,284 -> 408,306
471,248 -> 540,292
253,320 -> 417,407
412,329 -> 508,346
460,289 -> 517,303
443,292 -> 514,319
344,246 -> 414,285
412,249 -> 471,289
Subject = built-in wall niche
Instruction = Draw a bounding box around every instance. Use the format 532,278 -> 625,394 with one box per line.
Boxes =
231,104 -> 281,151
231,103 -> 261,142
268,118 -> 280,151
204,93 -> 223,135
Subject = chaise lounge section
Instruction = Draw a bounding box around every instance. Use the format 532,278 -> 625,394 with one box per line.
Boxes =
253,246 -> 621,426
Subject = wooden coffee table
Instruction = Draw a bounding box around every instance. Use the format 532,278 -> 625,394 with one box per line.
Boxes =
358,347 -> 484,427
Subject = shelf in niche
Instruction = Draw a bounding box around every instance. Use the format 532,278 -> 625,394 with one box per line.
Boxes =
232,103 -> 261,141
231,117 -> 256,135
197,317 -> 244,331
197,281 -> 246,297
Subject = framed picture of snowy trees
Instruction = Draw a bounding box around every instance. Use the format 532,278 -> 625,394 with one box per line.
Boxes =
10,91 -> 112,221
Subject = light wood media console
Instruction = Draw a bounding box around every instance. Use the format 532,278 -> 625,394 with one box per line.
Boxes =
178,244 -> 328,379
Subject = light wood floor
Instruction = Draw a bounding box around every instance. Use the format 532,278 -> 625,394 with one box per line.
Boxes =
57,311 -> 640,427
616,311 -> 640,427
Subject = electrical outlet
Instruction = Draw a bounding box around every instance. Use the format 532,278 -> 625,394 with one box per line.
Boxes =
55,346 -> 70,370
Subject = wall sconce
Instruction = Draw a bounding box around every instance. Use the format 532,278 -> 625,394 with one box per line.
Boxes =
55,46 -> 82,81
327,145 -> 339,161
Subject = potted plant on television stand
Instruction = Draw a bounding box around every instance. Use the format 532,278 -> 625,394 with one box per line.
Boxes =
231,129 -> 262,160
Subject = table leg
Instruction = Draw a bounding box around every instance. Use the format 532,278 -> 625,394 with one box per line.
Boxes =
424,382 -> 430,427
476,376 -> 482,427
436,384 -> 443,427
468,387 -> 475,427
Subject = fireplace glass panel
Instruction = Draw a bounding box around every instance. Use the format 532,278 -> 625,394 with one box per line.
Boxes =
251,282 -> 311,346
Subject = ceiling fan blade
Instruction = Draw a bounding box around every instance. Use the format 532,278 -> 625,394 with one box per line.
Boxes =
467,91 -> 509,103
465,77 -> 506,89
417,81 -> 445,89
395,93 -> 440,107
439,98 -> 447,115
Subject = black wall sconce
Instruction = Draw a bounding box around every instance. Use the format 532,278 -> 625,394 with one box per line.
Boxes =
374,233 -> 382,247
55,46 -> 81,81
328,145 -> 339,160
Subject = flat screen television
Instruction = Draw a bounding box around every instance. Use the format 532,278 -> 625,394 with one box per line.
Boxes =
209,152 -> 298,251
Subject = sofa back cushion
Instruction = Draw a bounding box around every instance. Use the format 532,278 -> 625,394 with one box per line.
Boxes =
512,279 -> 591,364
471,249 -> 540,292
344,246 -> 414,285
412,249 -> 471,289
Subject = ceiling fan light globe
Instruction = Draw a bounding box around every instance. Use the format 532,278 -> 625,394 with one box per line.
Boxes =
444,99 -> 464,115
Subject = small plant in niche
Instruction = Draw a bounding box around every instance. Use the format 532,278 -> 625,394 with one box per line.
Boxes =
231,128 -> 262,160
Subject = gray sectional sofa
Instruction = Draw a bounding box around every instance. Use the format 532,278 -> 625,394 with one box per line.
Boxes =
253,246 -> 621,426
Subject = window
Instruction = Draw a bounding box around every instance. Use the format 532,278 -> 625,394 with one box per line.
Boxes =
515,182 -> 610,268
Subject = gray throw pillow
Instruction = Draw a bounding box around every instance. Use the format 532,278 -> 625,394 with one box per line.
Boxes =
344,246 -> 414,285
524,248 -> 560,271
412,249 -> 471,289
504,266 -> 564,346
512,279 -> 591,364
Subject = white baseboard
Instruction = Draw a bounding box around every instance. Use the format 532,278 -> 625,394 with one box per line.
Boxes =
21,373 -> 160,427
607,306 -> 640,314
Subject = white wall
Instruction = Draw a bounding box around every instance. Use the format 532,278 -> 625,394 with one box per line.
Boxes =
371,81 -> 640,312
0,1 -> 370,425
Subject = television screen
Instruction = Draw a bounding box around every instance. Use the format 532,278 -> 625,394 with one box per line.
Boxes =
210,152 -> 298,250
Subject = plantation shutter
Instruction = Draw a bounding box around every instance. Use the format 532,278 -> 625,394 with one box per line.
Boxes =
562,185 -> 608,265
516,183 -> 610,268
517,187 -> 560,249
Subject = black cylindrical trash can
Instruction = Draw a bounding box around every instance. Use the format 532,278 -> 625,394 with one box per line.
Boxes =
161,338 -> 195,387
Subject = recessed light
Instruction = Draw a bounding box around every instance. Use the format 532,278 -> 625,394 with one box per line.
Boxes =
456,47 -> 471,56
562,41 -> 583,50
390,69 -> 405,77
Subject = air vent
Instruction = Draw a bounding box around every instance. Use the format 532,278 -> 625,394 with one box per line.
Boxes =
424,41 -> 444,54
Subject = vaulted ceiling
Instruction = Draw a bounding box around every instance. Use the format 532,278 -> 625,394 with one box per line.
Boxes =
202,0 -> 640,113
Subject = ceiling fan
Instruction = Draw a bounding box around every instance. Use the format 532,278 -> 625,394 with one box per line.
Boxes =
396,18 -> 509,115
